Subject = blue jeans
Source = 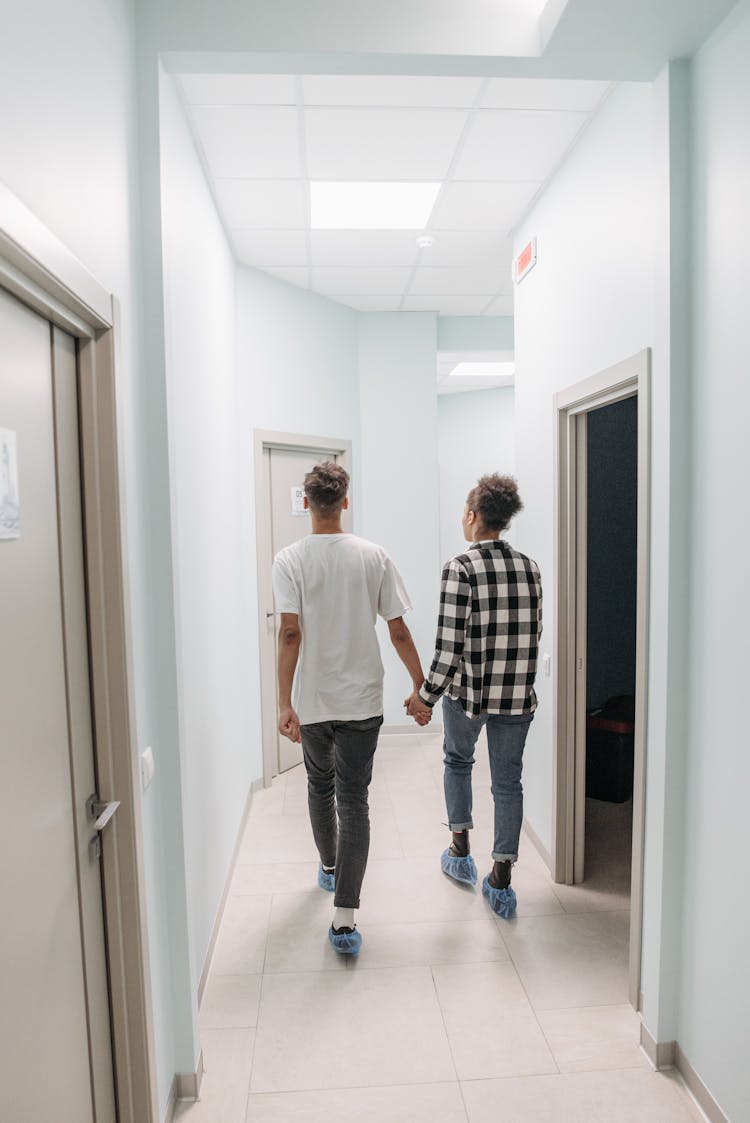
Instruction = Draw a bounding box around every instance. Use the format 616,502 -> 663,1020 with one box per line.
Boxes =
442,695 -> 534,862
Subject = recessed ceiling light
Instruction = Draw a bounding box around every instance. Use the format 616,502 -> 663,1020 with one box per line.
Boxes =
310,182 -> 441,230
449,361 -> 515,378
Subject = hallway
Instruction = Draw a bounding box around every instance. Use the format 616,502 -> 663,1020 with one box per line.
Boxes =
178,732 -> 702,1122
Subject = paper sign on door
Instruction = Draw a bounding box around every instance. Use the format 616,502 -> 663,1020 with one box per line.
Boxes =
290,485 -> 308,517
0,428 -> 20,540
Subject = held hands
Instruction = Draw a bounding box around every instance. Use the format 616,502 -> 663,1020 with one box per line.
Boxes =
278,705 -> 301,743
404,690 -> 433,726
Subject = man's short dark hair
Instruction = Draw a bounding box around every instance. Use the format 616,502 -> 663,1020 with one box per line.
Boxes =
466,474 -> 523,531
304,461 -> 349,516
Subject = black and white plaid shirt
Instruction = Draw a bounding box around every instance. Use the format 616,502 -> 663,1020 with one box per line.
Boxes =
418,539 -> 543,717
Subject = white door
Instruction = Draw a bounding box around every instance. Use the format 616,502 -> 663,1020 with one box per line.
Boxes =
266,446 -> 347,773
0,288 -> 117,1122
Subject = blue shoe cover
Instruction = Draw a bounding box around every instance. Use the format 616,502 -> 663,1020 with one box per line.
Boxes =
328,925 -> 362,956
318,864 -> 335,892
440,848 -> 478,886
482,874 -> 517,918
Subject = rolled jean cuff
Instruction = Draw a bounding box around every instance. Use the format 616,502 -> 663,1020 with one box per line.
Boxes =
334,897 -> 360,909
449,820 -> 474,832
492,852 -> 517,863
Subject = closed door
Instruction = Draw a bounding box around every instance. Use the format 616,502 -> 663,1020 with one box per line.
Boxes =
267,447 -> 346,773
0,288 -> 116,1122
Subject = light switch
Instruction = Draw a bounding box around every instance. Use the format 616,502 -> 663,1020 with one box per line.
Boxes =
141,746 -> 155,790
542,653 -> 551,677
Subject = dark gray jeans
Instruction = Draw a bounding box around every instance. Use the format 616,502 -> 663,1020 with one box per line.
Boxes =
300,714 -> 383,909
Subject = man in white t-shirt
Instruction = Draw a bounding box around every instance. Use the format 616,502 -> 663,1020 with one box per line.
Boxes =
272,461 -> 427,956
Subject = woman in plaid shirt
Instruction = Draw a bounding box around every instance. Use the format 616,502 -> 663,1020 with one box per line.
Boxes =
406,474 -> 542,918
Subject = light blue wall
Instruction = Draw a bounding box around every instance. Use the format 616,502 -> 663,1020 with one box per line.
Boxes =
159,70 -> 258,1012
437,388 -> 516,566
357,314 -> 441,724
679,5 -> 750,1119
513,82 -> 656,863
437,316 -> 514,352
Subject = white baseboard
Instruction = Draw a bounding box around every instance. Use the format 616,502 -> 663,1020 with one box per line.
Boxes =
522,816 -> 552,871
164,1051 -> 204,1121
640,1025 -> 729,1123
197,783 -> 258,1006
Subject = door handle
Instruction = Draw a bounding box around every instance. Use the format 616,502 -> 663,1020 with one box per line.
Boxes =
266,612 -> 275,619
86,794 -> 121,831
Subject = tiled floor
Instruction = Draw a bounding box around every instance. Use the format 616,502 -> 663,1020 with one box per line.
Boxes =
175,732 -> 704,1122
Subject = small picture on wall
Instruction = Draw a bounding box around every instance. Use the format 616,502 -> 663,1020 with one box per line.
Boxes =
0,428 -> 20,540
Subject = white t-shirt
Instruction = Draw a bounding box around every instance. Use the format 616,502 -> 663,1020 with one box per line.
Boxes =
271,534 -> 412,724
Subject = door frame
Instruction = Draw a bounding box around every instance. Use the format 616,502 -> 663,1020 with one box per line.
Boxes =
552,349 -> 650,1010
253,430 -> 353,786
0,184 -> 159,1122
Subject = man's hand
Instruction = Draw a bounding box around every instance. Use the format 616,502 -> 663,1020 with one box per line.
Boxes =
404,690 -> 433,726
278,705 -> 301,743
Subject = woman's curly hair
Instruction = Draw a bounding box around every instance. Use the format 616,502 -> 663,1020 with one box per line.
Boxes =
466,474 -> 523,531
304,461 -> 349,515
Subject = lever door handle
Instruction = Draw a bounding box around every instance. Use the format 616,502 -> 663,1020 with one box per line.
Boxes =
86,795 -> 121,831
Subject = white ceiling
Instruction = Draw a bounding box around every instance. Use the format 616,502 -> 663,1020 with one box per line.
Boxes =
179,73 -> 611,315
437,351 -> 515,396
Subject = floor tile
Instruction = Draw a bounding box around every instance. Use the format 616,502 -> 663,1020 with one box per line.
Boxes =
350,918 -> 508,970
200,975 -> 262,1030
211,896 -> 271,976
356,857 -> 487,925
239,814 -> 316,864
433,961 -> 557,1080
500,912 -> 631,1009
246,1082 -> 468,1122
461,1067 -> 704,1122
174,1027 -> 254,1123
231,861 -> 319,897
250,967 -> 456,1092
536,1004 -> 647,1073
264,892 -> 348,973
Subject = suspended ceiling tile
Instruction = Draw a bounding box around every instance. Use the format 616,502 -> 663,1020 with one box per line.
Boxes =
257,266 -> 310,288
484,293 -> 515,316
328,294 -> 405,312
192,106 -> 301,178
231,230 -> 308,267
481,78 -> 611,112
310,266 -> 411,294
179,74 -> 297,105
431,181 -> 542,232
409,266 -> 506,295
304,107 -> 468,180
402,294 -> 493,315
310,230 -> 420,268
454,109 -> 590,181
301,74 -> 483,108
418,231 -> 513,270
213,179 -> 306,229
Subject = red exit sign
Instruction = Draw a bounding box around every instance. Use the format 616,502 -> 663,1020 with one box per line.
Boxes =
514,237 -> 537,283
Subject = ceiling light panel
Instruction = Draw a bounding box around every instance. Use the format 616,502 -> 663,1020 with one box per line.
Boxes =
402,294 -> 493,315
417,231 -> 513,269
454,109 -> 589,181
409,267 -> 507,295
310,182 -> 440,230
310,267 -> 412,294
212,179 -> 306,230
305,108 -> 467,180
431,180 -> 542,232
302,75 -> 483,108
191,106 -> 301,179
310,230 -> 421,268
179,74 -> 297,105
449,361 -> 515,377
231,230 -> 308,267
